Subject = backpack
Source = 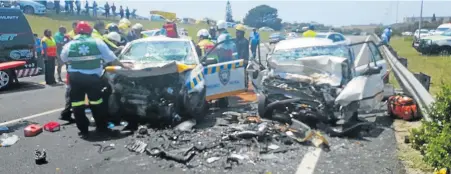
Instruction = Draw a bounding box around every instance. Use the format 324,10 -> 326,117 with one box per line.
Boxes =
387,94 -> 419,121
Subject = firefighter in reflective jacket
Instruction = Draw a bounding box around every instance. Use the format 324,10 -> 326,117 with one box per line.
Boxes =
41,29 -> 58,85
60,21 -> 126,139
195,29 -> 214,57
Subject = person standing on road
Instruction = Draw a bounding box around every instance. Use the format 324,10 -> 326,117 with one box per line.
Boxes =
34,34 -> 44,70
104,2 -> 109,18
93,21 -> 118,50
41,29 -> 58,85
119,6 -> 124,19
209,26 -> 217,41
111,3 -> 116,17
125,7 -> 130,19
126,23 -> 143,42
235,24 -> 250,90
67,21 -> 79,39
249,28 -> 260,59
60,21 -> 127,139
302,24 -> 317,37
54,26 -> 68,82
215,20 -> 234,63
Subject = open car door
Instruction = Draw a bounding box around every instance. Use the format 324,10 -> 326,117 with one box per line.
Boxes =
352,40 -> 388,81
201,39 -> 247,101
246,42 -> 266,93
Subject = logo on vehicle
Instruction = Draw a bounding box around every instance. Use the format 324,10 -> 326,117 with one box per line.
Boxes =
0,16 -> 19,20
0,34 -> 17,41
218,68 -> 230,86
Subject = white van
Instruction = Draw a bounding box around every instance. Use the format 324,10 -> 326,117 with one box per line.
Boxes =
435,23 -> 451,35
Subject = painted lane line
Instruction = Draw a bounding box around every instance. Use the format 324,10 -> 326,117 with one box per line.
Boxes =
296,148 -> 322,174
354,35 -> 371,67
0,108 -> 64,126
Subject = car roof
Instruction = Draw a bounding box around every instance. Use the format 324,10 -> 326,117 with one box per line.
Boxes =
438,23 -> 451,28
274,38 -> 336,50
132,36 -> 193,44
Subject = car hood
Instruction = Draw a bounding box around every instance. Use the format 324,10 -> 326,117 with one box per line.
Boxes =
19,0 -> 45,7
116,60 -> 196,77
267,55 -> 348,87
422,35 -> 451,41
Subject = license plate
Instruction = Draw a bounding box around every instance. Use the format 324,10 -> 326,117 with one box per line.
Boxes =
413,43 -> 419,47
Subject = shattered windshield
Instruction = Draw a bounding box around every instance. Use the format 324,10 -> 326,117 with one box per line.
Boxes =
271,45 -> 351,61
120,41 -> 197,64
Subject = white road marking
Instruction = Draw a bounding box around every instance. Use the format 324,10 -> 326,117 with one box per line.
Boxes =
296,148 -> 322,174
354,35 -> 371,67
0,108 -> 64,126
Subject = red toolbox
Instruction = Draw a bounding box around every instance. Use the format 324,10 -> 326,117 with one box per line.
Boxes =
24,124 -> 43,137
44,122 -> 61,132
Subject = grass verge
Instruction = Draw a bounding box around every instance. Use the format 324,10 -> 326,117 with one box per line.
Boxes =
390,36 -> 451,95
26,13 -> 270,42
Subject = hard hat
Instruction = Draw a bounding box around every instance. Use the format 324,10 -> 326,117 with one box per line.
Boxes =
75,21 -> 93,34
216,20 -> 227,30
107,32 -> 121,43
108,23 -> 119,32
217,33 -> 229,43
132,23 -> 143,30
118,23 -> 128,30
119,18 -> 131,27
235,24 -> 246,31
197,29 -> 210,37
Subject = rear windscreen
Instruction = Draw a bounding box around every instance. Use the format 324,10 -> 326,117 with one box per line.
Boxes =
0,11 -> 34,45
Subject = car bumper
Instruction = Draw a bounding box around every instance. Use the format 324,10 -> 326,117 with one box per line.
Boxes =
34,9 -> 47,14
415,43 -> 440,54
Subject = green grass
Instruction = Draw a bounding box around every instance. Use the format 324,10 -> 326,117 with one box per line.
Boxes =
390,36 -> 451,95
26,13 -> 271,42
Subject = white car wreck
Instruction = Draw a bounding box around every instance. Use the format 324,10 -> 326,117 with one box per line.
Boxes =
247,38 -> 385,137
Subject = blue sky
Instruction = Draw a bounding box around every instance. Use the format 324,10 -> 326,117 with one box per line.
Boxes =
93,0 -> 451,26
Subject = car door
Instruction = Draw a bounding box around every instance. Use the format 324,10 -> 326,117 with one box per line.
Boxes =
354,41 -> 388,81
201,39 -> 247,101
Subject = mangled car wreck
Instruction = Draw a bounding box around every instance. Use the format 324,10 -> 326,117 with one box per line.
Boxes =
247,38 -> 386,137
104,37 -> 248,129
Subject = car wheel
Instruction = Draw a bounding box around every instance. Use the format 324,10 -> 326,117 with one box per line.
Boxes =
257,93 -> 270,118
23,6 -> 35,14
0,70 -> 13,90
108,93 -> 125,121
439,46 -> 451,56
188,88 -> 208,120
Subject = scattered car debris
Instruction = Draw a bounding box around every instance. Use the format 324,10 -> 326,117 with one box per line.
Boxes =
0,126 -> 9,134
0,134 -> 19,147
174,119 -> 197,132
126,139 -> 148,153
35,149 -> 47,165
93,143 -> 115,154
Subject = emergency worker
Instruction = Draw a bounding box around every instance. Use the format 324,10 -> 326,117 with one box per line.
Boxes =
107,23 -> 120,33
60,21 -> 127,139
93,21 -> 119,50
302,24 -> 317,37
106,32 -> 124,55
215,20 -> 234,63
195,29 -> 214,57
235,24 -> 250,90
163,20 -> 179,38
127,23 -> 143,42
67,21 -> 79,39
209,26 -> 217,41
41,29 -> 58,85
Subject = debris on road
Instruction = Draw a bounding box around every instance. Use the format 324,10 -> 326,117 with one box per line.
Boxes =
93,143 -> 116,154
0,134 -> 19,147
44,122 -> 61,132
35,149 -> 47,165
0,126 -> 10,134
24,124 -> 43,137
126,139 -> 148,153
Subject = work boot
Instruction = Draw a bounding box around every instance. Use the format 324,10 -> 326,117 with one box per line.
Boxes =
59,110 -> 75,123
122,121 -> 138,132
96,128 -> 120,137
78,131 -> 89,139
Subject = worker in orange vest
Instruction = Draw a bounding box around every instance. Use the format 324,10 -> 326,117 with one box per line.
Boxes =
41,29 -> 58,85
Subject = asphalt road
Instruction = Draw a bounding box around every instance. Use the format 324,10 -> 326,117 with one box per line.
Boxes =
0,37 -> 403,174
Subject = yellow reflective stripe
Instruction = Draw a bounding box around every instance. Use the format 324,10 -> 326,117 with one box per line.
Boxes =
89,98 -> 103,105
71,101 -> 85,107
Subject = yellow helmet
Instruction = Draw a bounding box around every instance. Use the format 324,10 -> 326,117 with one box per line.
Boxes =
119,18 -> 131,27
235,24 -> 246,32
118,23 -> 128,30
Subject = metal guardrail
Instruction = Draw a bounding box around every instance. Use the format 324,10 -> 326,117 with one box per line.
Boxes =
372,34 -> 435,121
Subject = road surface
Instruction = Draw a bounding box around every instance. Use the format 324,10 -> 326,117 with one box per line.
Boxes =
0,36 -> 404,174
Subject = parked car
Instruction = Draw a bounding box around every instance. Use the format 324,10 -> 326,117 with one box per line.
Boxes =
434,23 -> 451,35
413,29 -> 431,44
315,32 -> 351,45
141,29 -> 161,37
269,32 -> 285,44
415,29 -> 451,56
0,8 -> 41,90
1,0 -> 46,14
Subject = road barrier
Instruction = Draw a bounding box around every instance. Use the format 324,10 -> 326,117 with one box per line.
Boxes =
373,34 -> 435,121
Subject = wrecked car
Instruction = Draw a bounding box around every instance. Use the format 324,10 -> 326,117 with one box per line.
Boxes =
104,37 -> 247,124
246,38 -> 385,133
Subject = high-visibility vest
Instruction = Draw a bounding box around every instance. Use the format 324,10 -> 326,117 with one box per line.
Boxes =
92,29 -> 118,49
67,35 -> 103,70
302,30 -> 317,37
198,39 -> 214,56
163,22 -> 177,38
41,36 -> 57,57
68,30 -> 76,39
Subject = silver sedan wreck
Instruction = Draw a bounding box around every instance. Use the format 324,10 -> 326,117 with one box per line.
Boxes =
247,38 -> 386,137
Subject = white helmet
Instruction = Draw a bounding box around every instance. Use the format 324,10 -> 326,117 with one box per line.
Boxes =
119,18 -> 131,26
107,32 -> 121,43
132,23 -> 143,30
216,20 -> 227,30
197,29 -> 210,37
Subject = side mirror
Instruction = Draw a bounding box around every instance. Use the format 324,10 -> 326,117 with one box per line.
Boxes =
361,65 -> 382,76
202,57 -> 217,66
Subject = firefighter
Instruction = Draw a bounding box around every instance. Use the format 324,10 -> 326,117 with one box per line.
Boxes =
195,29 -> 214,57
215,20 -> 234,63
60,21 -> 127,139
235,24 -> 250,90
